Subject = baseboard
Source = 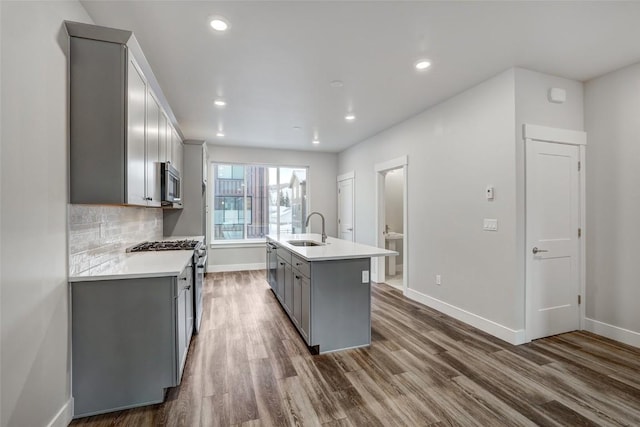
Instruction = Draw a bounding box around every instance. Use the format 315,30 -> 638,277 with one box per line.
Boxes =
405,288 -> 526,345
207,262 -> 264,273
47,397 -> 73,427
584,318 -> 640,349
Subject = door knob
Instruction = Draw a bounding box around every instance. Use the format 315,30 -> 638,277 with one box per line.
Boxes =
532,247 -> 548,255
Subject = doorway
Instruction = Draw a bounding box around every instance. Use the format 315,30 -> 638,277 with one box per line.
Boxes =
337,172 -> 355,242
374,156 -> 408,294
524,125 -> 586,341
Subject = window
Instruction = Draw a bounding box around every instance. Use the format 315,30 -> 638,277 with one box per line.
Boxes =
211,163 -> 308,241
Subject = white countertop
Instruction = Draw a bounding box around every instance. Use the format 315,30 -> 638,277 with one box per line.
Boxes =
267,233 -> 397,261
69,249 -> 195,283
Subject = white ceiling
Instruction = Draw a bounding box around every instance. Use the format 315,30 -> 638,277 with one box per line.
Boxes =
80,1 -> 640,153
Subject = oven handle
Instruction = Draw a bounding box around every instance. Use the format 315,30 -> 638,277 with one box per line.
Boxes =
196,255 -> 208,268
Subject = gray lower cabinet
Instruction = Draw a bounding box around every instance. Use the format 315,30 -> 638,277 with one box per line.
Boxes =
266,240 -> 371,353
71,264 -> 193,417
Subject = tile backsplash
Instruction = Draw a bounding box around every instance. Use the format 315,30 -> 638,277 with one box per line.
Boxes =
68,205 -> 162,276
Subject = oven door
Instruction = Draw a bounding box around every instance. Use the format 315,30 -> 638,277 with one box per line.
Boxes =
193,254 -> 206,333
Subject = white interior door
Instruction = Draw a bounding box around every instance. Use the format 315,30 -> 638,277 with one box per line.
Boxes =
338,177 -> 354,241
526,140 -> 581,341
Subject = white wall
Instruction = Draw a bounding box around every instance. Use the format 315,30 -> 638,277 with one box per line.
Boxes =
207,144 -> 338,271
0,2 -> 93,426
339,69 -> 520,336
338,68 -> 584,343
584,62 -> 640,347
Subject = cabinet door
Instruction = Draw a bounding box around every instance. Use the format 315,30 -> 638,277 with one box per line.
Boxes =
293,273 -> 302,326
176,284 -> 187,382
300,275 -> 310,341
146,90 -> 161,206
126,57 -> 147,206
165,121 -> 173,164
172,131 -> 184,174
284,262 -> 293,314
159,112 -> 168,163
276,258 -> 286,303
185,265 -> 194,343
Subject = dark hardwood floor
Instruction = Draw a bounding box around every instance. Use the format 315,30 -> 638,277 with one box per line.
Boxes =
72,270 -> 640,426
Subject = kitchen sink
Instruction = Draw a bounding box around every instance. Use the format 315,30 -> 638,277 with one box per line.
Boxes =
287,240 -> 323,247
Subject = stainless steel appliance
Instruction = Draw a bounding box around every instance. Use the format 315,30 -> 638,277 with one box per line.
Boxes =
128,239 -> 206,333
161,162 -> 181,205
193,244 -> 207,333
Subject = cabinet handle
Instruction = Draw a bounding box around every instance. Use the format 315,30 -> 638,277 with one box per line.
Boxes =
295,275 -> 300,279
280,262 -> 285,266
295,263 -> 300,266
179,277 -> 187,281
184,285 -> 191,290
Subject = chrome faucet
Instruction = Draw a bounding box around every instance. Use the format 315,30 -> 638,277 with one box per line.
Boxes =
305,212 -> 327,243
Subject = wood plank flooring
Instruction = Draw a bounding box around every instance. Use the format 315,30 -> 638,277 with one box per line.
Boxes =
71,270 -> 640,426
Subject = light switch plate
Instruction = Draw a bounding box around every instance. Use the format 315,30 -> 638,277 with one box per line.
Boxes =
483,218 -> 498,231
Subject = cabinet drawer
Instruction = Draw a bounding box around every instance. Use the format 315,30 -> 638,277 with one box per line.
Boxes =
292,254 -> 310,278
277,249 -> 292,265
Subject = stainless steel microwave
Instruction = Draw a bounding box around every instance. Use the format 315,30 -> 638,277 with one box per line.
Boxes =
160,162 -> 181,205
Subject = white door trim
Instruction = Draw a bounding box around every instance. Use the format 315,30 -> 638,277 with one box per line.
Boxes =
337,171 -> 355,242
524,124 -> 587,343
337,171 -> 355,182
374,156 -> 409,296
524,124 -> 587,146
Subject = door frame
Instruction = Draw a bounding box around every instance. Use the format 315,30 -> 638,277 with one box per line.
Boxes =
337,171 -> 355,242
524,124 -> 587,342
374,155 -> 408,295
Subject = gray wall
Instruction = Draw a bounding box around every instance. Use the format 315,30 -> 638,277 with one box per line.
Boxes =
207,144 -> 338,271
0,2 -> 93,426
584,62 -> 640,345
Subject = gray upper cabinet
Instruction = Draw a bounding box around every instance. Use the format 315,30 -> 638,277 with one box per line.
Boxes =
145,90 -> 161,207
127,58 -> 148,206
171,129 -> 184,175
66,21 -> 180,207
159,112 -> 168,163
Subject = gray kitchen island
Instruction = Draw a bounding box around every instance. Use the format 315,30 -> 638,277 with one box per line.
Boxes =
266,233 -> 397,354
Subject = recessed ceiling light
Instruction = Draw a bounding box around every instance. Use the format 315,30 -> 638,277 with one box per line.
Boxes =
312,139 -> 320,145
330,80 -> 344,88
216,132 -> 225,137
214,99 -> 226,107
210,17 -> 229,32
345,114 -> 356,121
414,59 -> 432,71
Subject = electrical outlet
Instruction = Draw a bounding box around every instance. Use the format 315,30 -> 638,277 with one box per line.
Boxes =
436,274 -> 441,285
362,270 -> 369,283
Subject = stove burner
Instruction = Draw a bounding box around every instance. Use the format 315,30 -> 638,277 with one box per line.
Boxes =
129,240 -> 200,252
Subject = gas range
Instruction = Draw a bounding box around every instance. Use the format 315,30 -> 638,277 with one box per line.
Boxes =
128,239 -> 202,252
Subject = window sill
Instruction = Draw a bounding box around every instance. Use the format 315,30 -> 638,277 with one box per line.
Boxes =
209,239 -> 266,249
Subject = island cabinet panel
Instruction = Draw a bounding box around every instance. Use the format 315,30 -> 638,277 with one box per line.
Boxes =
266,239 -> 372,354
311,258 -> 371,352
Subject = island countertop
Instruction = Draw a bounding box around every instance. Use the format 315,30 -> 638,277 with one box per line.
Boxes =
266,233 -> 397,261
